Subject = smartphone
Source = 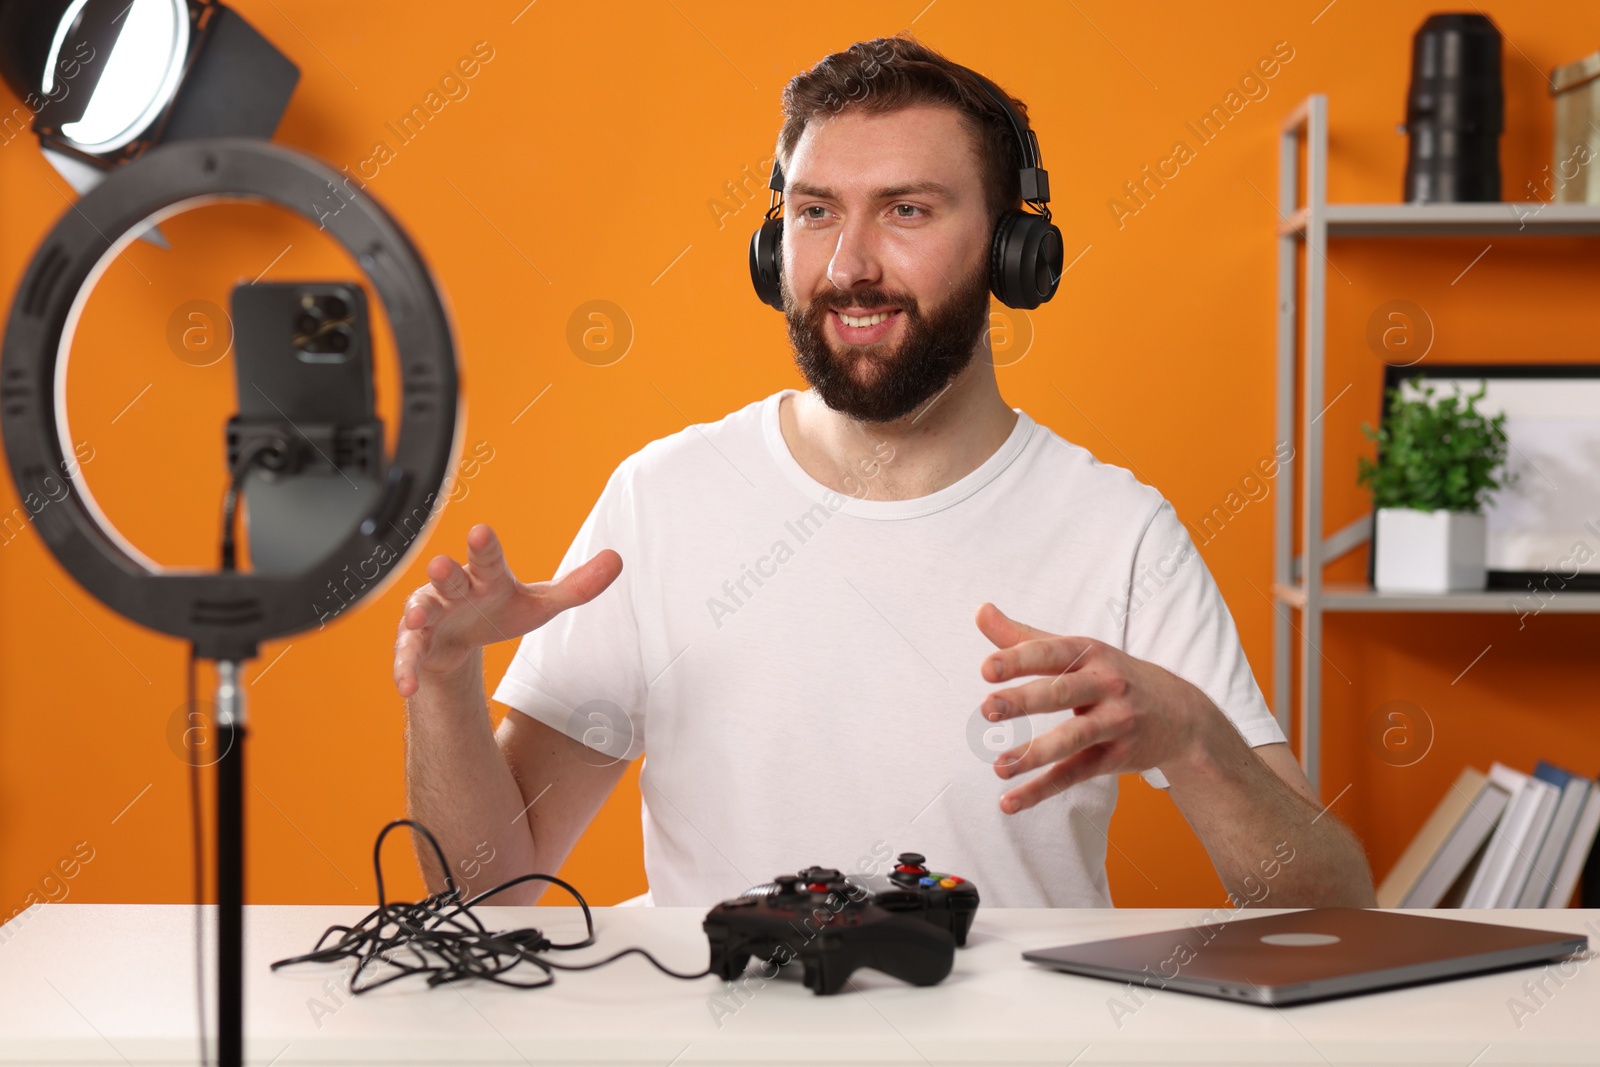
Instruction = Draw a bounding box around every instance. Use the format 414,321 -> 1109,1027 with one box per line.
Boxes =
227,282 -> 384,575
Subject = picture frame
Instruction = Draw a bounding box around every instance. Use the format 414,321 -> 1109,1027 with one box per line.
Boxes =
1367,362 -> 1600,593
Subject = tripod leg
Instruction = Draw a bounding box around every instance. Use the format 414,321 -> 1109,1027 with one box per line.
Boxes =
216,661 -> 247,1067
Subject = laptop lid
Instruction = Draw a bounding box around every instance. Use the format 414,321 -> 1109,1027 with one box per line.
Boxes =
1022,908 -> 1588,1006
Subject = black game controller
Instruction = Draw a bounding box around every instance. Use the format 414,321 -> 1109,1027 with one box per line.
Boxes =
702,854 -> 980,995
863,852 -> 981,947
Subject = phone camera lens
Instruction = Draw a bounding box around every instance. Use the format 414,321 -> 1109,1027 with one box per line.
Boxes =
320,295 -> 349,321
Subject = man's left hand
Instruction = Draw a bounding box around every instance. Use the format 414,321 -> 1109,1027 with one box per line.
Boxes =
974,602 -> 1216,814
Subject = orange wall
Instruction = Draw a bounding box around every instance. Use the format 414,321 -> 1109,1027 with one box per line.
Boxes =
3,0 -> 1600,916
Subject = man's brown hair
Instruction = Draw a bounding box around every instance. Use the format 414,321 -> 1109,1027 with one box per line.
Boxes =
776,35 -> 1032,227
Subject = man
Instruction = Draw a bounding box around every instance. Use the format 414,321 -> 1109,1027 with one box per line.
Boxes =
396,35 -> 1375,908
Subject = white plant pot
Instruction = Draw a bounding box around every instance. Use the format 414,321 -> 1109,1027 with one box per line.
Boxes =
1374,507 -> 1488,593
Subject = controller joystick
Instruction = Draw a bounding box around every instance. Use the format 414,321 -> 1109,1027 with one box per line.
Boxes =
874,859 -> 979,947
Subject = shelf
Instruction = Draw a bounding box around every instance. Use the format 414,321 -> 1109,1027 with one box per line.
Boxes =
1279,202 -> 1600,238
1270,93 -> 1600,791
1273,582 -> 1600,614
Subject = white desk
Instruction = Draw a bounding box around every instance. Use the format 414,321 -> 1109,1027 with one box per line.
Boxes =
1,904 -> 1596,1065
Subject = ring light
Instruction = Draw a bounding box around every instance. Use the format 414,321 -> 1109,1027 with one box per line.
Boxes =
1,136 -> 462,661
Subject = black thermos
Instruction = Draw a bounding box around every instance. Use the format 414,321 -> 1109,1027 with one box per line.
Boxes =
1402,13 -> 1504,203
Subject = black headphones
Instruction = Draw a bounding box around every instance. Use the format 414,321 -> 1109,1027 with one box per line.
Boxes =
749,65 -> 1064,312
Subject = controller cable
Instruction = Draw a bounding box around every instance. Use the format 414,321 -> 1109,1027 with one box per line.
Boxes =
271,819 -> 714,990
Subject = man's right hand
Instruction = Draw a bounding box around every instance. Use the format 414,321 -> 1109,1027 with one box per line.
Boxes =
392,523 -> 622,697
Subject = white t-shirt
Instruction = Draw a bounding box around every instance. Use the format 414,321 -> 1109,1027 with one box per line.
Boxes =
491,388 -> 1286,907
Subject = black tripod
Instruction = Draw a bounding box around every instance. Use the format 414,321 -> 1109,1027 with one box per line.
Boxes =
194,656 -> 248,1067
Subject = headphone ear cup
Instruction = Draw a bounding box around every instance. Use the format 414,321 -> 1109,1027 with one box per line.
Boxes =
749,217 -> 785,311
989,211 -> 1065,310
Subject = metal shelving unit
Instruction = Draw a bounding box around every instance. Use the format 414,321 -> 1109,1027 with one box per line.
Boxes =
1273,94 -> 1600,794
1275,583 -> 1600,615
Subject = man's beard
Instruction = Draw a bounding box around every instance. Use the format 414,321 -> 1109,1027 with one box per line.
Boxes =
784,255 -> 991,424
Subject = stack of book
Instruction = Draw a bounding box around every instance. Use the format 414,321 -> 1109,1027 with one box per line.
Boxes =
1376,762 -> 1600,909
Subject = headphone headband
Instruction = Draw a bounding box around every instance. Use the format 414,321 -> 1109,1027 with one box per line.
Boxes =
956,65 -> 1051,212
764,65 -> 1048,209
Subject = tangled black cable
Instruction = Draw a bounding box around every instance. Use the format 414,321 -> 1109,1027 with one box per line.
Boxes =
270,819 -> 712,992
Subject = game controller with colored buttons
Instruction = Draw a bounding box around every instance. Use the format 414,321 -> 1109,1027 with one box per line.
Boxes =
746,855 -> 981,945
871,852 -> 981,946
703,872 -> 957,995
702,853 -> 980,994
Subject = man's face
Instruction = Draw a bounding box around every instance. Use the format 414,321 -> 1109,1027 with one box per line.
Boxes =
781,105 -> 994,424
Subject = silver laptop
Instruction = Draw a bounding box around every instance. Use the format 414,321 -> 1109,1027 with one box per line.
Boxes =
1022,907 -> 1588,1006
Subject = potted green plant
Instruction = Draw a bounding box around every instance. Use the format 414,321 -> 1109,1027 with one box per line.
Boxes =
1357,377 -> 1514,593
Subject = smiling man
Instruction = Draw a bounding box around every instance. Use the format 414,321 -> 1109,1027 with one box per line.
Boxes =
397,35 -> 1375,908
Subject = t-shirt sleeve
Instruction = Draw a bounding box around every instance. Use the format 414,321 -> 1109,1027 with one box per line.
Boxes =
489,455 -> 647,762
1120,499 -> 1287,789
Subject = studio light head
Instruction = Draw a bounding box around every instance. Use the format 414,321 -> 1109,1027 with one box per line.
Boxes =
0,0 -> 299,196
